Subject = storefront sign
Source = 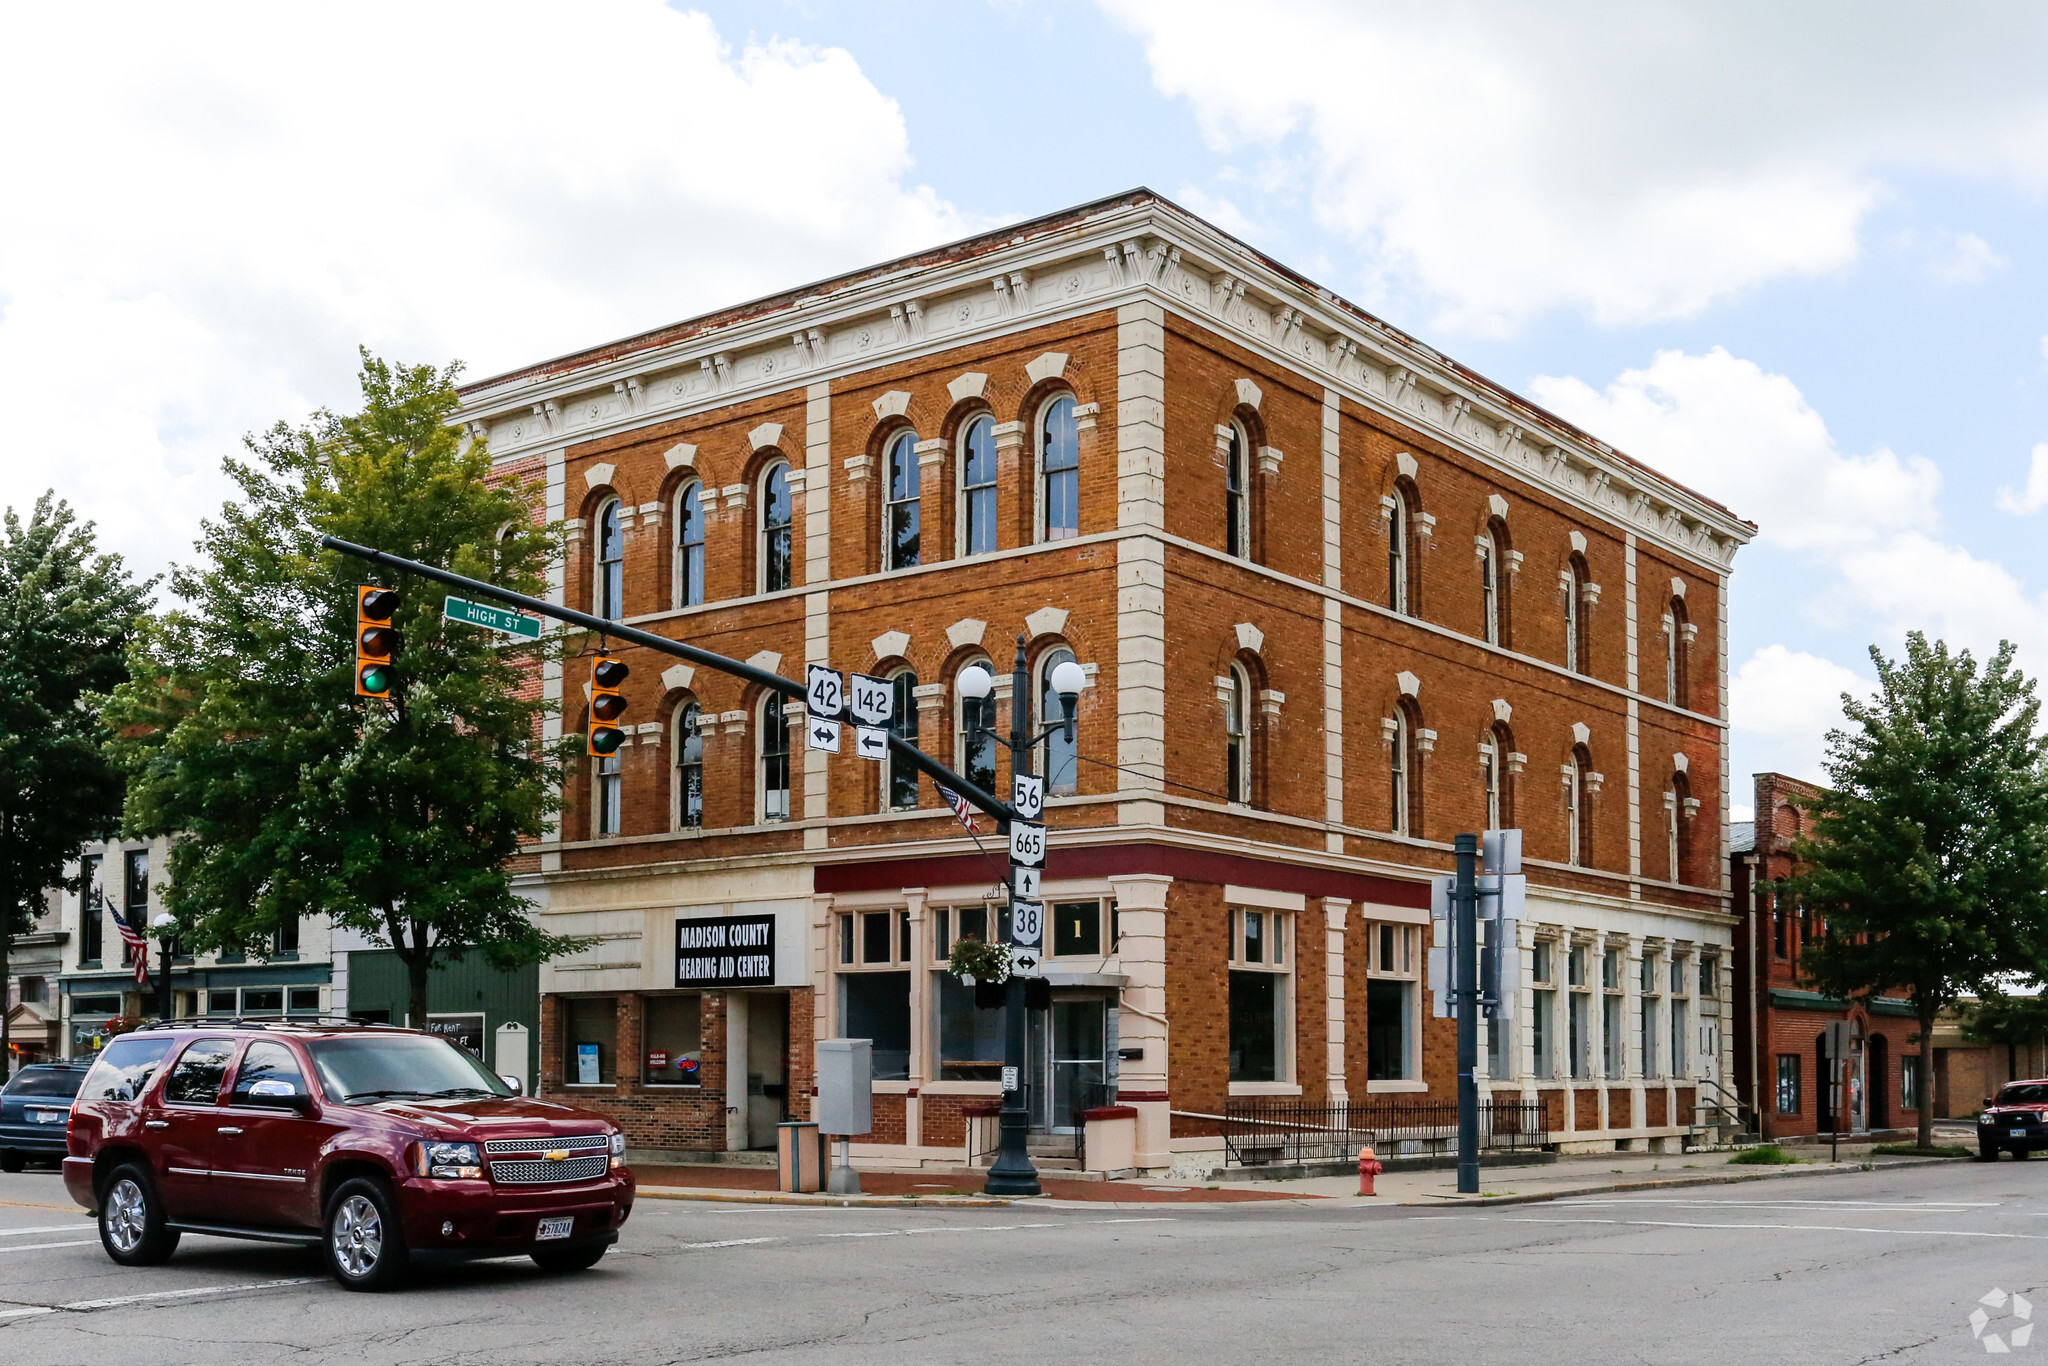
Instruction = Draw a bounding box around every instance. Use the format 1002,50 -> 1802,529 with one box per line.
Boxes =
675,914 -> 777,988
425,1013 -> 486,1058
647,1050 -> 669,1070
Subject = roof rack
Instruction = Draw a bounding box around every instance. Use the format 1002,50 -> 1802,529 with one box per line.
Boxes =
131,1015 -> 404,1033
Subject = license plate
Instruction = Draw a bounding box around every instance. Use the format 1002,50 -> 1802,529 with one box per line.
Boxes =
27,1110 -> 64,1124
2013,1128 -> 2028,1138
536,1217 -> 574,1242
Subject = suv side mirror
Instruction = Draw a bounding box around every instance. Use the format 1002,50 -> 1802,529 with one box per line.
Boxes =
246,1078 -> 312,1112
500,1074 -> 524,1096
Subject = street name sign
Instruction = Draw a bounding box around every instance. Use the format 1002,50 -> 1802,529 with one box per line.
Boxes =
442,595 -> 541,641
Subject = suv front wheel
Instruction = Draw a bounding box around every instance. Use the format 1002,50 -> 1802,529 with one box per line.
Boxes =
99,1164 -> 181,1266
324,1177 -> 409,1291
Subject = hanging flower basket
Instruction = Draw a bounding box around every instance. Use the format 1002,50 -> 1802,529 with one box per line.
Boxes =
947,934 -> 1010,1001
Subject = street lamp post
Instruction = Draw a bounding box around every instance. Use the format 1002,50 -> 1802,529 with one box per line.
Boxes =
956,639 -> 1086,1198
151,913 -> 175,1022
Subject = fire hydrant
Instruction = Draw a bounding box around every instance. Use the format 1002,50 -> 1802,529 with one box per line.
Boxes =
1357,1144 -> 1384,1197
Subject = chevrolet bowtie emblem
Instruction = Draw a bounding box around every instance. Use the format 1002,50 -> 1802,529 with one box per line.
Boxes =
544,1150 -> 569,1161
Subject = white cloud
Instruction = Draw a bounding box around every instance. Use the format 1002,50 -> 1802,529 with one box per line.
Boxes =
0,2 -> 968,580
1729,646 -> 1876,787
1526,348 -> 1940,554
1926,231 -> 2007,283
1996,443 -> 2048,514
1101,0 -> 2048,331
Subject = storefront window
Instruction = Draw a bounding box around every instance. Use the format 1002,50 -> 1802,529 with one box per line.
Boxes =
1777,1053 -> 1801,1114
934,973 -> 1004,1081
562,996 -> 617,1086
841,974 -> 910,1080
644,994 -> 702,1087
1052,901 -> 1102,958
1228,908 -> 1289,1083
1366,920 -> 1419,1082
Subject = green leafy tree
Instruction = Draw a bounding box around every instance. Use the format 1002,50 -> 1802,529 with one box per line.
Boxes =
109,352 -> 586,1030
1960,992 -> 2048,1091
1786,633 -> 2048,1150
0,495 -> 152,1079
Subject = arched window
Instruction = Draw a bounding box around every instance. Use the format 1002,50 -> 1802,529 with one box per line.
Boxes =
1039,395 -> 1079,542
1565,553 -> 1590,674
759,460 -> 793,594
1388,480 -> 1420,616
1479,529 -> 1499,646
1037,646 -> 1079,794
884,430 -> 920,570
673,700 -> 703,830
1225,663 -> 1251,804
1671,771 -> 1693,882
1668,597 -> 1691,708
1567,744 -> 1594,867
674,480 -> 706,608
959,415 -> 997,557
1225,422 -> 1249,560
759,693 -> 791,822
1484,721 -> 1516,830
594,498 -> 624,621
1482,517 -> 1512,647
955,656 -> 997,794
885,669 -> 920,810
1390,700 -> 1423,836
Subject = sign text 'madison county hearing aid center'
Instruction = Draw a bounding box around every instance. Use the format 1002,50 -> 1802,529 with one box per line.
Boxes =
675,913 -> 777,988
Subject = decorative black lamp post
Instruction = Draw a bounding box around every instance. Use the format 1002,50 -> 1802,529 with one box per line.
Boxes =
151,912 -> 175,1021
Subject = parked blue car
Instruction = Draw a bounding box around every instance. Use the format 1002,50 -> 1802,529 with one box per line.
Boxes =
0,1063 -> 90,1171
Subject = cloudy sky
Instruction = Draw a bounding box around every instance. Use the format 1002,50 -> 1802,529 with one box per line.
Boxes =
6,0 -> 2047,818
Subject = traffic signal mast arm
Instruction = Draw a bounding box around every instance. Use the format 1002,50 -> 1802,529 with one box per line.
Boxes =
318,534 -> 1014,825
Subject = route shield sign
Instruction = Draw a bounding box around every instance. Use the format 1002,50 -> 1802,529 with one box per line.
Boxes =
1011,900 -> 1044,950
850,673 -> 893,726
806,666 -> 844,721
1008,822 -> 1046,868
1012,773 -> 1044,821
806,716 -> 841,753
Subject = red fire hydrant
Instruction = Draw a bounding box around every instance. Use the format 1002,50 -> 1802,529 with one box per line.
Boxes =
1358,1144 -> 1384,1197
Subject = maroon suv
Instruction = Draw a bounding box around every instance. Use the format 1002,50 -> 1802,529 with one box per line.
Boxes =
64,1021 -> 634,1290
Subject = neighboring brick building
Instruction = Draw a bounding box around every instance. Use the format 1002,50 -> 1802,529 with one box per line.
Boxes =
1730,772 -> 1919,1140
459,189 -> 1754,1168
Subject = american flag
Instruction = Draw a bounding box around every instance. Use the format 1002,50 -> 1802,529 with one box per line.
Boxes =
934,785 -> 980,836
108,900 -> 151,986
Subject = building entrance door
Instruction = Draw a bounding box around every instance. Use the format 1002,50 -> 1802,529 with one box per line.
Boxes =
746,992 -> 788,1150
1027,994 -> 1110,1133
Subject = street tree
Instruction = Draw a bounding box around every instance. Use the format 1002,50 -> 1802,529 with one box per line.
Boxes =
0,494 -> 153,1080
109,352 -> 586,1028
1787,632 -> 2048,1151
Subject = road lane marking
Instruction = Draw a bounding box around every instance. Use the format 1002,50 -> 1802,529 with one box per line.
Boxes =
0,1240 -> 95,1255
0,1277 -> 323,1324
0,1226 -> 94,1238
1560,1200 -> 1999,1213
674,1238 -> 786,1249
1498,1216 -> 2048,1240
675,1217 -> 1174,1250
1562,1198 -> 1999,1207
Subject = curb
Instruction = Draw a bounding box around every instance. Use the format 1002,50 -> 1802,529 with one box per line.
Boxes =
1392,1154 -> 1968,1208
635,1185 -> 1012,1209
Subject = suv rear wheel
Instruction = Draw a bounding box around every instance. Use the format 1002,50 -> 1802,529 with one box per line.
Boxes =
0,1149 -> 24,1174
98,1164 -> 181,1266
324,1177 -> 409,1291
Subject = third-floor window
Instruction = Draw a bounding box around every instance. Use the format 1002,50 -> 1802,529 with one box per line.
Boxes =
884,430 -> 920,570
595,498 -> 624,620
674,480 -> 706,608
960,415 -> 997,556
1039,395 -> 1079,541
760,460 -> 793,593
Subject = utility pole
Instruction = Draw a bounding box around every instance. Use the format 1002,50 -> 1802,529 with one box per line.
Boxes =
1454,831 -> 1480,1195
984,636 -> 1042,1197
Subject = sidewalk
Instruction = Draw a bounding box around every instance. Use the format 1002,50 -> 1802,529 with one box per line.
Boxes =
630,1147 -> 1971,1210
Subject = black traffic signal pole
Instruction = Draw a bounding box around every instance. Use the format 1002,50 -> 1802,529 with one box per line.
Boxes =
1453,832 -> 1480,1195
317,536 -> 1013,825
324,535 -> 1037,1194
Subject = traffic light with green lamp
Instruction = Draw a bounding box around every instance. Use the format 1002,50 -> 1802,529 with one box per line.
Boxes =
355,587 -> 399,698
588,654 -> 630,756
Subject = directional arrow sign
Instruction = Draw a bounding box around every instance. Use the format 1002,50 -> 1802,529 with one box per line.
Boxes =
806,717 -> 841,753
442,595 -> 541,641
1009,945 -> 1044,978
1012,867 -> 1041,901
854,726 -> 888,761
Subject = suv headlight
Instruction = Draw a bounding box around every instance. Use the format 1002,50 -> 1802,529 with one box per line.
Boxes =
418,1142 -> 483,1179
609,1131 -> 625,1156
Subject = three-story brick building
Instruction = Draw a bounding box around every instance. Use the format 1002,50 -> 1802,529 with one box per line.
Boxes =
461,190 -> 1753,1169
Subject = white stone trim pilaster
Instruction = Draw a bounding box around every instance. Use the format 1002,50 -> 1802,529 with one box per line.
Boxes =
1325,898 -> 1349,1101
1115,301 -> 1167,824
1109,873 -> 1173,1170
1625,535 -> 1641,898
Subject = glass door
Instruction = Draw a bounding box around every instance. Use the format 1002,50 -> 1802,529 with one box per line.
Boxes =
1028,995 -> 1108,1133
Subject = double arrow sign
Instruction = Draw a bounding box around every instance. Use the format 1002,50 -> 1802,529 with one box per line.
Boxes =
803,665 -> 893,759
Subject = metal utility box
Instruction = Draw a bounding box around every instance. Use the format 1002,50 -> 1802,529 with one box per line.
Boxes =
815,1038 -> 873,1136
777,1121 -> 825,1193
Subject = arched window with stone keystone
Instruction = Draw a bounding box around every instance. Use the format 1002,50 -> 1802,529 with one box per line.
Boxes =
672,697 -> 703,830
594,496 -> 625,621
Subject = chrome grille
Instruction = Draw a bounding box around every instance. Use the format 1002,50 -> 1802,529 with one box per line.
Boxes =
491,1154 -> 610,1184
484,1134 -> 608,1154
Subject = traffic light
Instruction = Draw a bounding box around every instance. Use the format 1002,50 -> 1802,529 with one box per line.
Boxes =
588,654 -> 629,756
355,587 -> 399,698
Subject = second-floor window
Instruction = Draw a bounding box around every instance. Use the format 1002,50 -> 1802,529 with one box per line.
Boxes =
595,498 -> 624,620
1667,596 -> 1692,708
886,670 -> 920,810
1225,422 -> 1249,559
1565,553 -> 1591,674
1039,395 -> 1079,541
1038,647 -> 1080,795
675,700 -> 703,829
760,693 -> 791,822
123,849 -> 149,965
79,854 -> 103,962
594,751 -> 622,836
1389,701 -> 1423,837
884,430 -> 920,570
960,414 -> 998,556
760,460 -> 793,593
1567,744 -> 1593,867
674,480 -> 706,608
956,659 -> 998,794
1225,664 -> 1250,804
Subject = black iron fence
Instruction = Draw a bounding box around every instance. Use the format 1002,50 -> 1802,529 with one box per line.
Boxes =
1216,1097 -> 1550,1167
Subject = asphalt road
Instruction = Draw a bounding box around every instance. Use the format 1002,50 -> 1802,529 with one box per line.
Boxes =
1,1160 -> 2043,1364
